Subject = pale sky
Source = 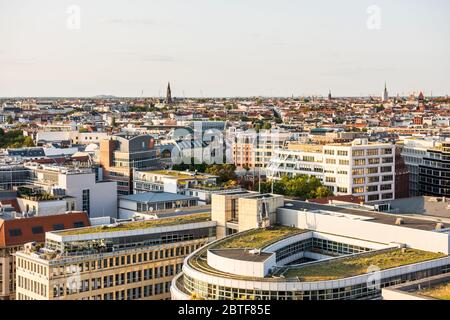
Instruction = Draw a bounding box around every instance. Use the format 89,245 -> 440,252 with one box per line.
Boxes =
0,0 -> 449,97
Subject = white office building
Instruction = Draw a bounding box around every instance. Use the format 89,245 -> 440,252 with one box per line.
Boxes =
267,139 -> 396,203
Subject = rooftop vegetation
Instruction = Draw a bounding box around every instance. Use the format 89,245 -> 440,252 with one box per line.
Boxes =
282,249 -> 446,281
58,213 -> 211,236
215,226 -> 307,250
418,283 -> 450,300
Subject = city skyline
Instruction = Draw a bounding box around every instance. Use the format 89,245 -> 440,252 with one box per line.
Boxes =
1,0 -> 449,97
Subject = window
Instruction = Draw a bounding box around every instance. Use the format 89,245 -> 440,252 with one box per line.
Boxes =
366,167 -> 378,174
337,150 -> 348,156
353,178 -> 365,185
31,226 -> 44,234
73,221 -> 85,228
368,176 -> 380,183
9,229 -> 22,237
352,150 -> 365,157
53,224 -> 64,231
354,159 -> 366,166
326,159 -> 336,164
367,149 -> 379,156
368,194 -> 380,201
82,189 -> 90,216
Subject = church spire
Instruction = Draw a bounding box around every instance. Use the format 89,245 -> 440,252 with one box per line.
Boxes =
166,82 -> 172,104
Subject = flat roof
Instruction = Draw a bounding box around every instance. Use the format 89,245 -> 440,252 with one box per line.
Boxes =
283,200 -> 450,231
119,192 -> 197,203
209,249 -> 273,262
215,226 -> 307,250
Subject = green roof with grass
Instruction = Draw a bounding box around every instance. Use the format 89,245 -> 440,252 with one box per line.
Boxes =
418,283 -> 450,300
215,226 -> 307,250
281,249 -> 446,281
58,213 -> 212,236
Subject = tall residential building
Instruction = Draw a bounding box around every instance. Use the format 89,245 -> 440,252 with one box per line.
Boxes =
0,211 -> 89,300
267,139 -> 396,203
99,133 -> 160,196
15,212 -> 216,300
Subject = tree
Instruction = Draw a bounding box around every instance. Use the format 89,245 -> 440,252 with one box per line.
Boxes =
205,164 -> 237,183
255,175 -> 333,199
6,115 -> 13,124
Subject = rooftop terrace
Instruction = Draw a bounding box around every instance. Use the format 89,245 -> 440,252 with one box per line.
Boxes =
57,213 -> 211,236
281,249 -> 445,281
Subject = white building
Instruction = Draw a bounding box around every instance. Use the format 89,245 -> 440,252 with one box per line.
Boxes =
25,164 -> 117,218
267,139 -> 396,203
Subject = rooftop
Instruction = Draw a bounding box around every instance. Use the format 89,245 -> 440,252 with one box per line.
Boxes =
283,200 -> 450,231
419,283 -> 450,300
281,248 -> 445,281
119,192 -> 197,203
141,170 -> 216,180
215,226 -> 307,250
57,212 -> 211,236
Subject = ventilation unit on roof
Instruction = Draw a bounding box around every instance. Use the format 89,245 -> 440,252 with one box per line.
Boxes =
395,218 -> 404,225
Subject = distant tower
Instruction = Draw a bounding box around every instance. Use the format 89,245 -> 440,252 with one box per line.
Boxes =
328,89 -> 332,101
382,82 -> 389,102
418,91 -> 425,103
166,82 -> 173,104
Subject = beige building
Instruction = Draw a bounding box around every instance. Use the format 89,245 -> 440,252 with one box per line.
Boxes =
0,212 -> 89,300
211,191 -> 284,238
15,212 -> 216,300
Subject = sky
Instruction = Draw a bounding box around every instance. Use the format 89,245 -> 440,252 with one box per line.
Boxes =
0,0 -> 449,97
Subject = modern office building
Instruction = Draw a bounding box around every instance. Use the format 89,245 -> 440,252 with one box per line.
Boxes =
172,199 -> 450,300
400,137 -> 438,196
99,133 -> 160,196
0,211 -> 89,300
25,163 -> 117,218
0,163 -> 29,191
267,139 -> 396,203
15,212 -> 216,300
400,137 -> 450,197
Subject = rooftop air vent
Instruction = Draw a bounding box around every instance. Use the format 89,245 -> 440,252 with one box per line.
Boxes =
395,218 -> 404,226
436,223 -> 445,231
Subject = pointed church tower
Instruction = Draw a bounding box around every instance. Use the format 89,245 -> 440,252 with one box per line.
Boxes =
328,89 -> 332,101
382,82 -> 389,102
166,82 -> 173,104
